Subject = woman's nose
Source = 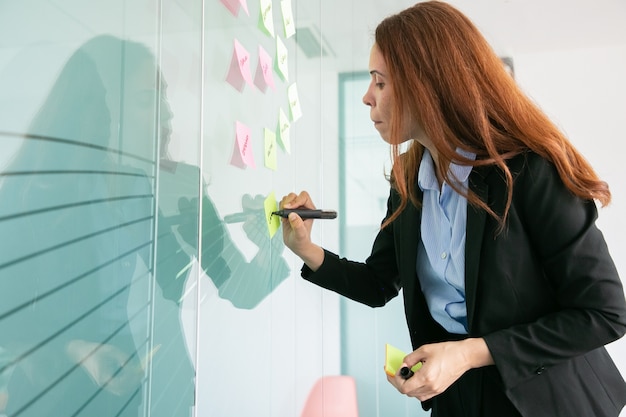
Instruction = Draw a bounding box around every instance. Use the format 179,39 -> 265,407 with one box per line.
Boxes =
362,90 -> 373,107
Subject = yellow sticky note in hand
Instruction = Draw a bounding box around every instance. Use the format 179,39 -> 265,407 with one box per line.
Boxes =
384,343 -> 422,377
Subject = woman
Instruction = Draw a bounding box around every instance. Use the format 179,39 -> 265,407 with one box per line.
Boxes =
279,2 -> 626,416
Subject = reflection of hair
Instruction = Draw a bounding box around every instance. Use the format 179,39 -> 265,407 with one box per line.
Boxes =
376,1 -> 610,229
8,35 -> 169,175
4,35 -> 168,205
80,35 -> 171,160
30,50 -> 110,146
4,45 -> 112,199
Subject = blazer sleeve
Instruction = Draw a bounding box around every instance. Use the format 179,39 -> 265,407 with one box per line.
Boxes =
301,191 -> 402,308
482,153 -> 626,389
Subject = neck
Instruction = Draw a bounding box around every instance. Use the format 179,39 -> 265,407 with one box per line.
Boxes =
424,145 -> 445,187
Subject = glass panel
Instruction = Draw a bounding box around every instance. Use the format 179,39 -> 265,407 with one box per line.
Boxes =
0,1 -> 200,416
0,1 -> 162,416
198,1 -> 326,415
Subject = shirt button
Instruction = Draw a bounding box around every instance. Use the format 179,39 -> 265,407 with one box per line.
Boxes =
440,252 -> 447,259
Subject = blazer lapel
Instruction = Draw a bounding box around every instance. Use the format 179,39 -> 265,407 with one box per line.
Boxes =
399,188 -> 422,318
465,166 -> 490,332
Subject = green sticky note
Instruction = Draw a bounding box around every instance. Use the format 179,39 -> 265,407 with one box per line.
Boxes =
274,36 -> 288,81
280,0 -> 295,38
277,108 -> 291,154
264,192 -> 280,238
384,343 -> 422,377
264,128 -> 277,170
258,0 -> 275,38
287,82 -> 302,122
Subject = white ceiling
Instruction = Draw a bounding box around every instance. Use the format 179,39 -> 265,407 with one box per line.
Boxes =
299,0 -> 626,72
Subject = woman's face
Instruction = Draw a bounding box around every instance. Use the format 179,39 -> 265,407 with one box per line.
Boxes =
119,60 -> 173,160
362,44 -> 425,146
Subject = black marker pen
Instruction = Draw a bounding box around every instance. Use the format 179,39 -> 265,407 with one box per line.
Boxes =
399,366 -> 414,379
399,361 -> 422,379
272,209 -> 337,219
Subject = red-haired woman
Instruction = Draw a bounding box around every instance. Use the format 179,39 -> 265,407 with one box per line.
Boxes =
279,1 -> 626,416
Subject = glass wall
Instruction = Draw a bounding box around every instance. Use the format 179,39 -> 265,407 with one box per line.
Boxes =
0,1 -> 342,416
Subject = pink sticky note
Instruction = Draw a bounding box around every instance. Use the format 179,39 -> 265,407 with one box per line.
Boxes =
226,39 -> 254,92
254,45 -> 276,92
220,0 -> 249,16
230,121 -> 256,169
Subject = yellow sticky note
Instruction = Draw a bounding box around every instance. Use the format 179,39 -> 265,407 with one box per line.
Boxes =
264,128 -> 277,170
384,343 -> 421,377
264,192 -> 280,238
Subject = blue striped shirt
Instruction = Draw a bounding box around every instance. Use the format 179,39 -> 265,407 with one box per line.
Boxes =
416,148 -> 474,334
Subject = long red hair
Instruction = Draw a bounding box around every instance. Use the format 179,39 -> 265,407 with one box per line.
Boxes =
375,1 -> 610,229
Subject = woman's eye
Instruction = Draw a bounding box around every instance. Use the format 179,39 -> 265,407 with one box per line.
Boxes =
376,82 -> 385,89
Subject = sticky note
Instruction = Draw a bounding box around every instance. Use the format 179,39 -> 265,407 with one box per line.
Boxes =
220,0 -> 249,16
277,108 -> 291,153
264,128 -> 277,170
254,45 -> 276,92
264,192 -> 281,238
280,0 -> 296,38
287,83 -> 302,122
230,121 -> 256,169
274,36 -> 288,82
258,0 -> 275,38
226,39 -> 254,92
384,343 -> 422,377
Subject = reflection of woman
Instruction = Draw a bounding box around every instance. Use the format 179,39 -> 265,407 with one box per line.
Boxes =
0,34 -> 289,417
280,2 -> 626,417
0,39 -> 147,416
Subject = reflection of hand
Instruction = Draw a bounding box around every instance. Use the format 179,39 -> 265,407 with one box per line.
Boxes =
66,340 -> 143,396
241,194 -> 270,249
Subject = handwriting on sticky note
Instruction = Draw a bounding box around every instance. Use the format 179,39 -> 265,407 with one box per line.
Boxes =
258,0 -> 275,38
254,45 -> 276,92
264,192 -> 281,238
277,108 -> 291,154
220,0 -> 249,17
274,36 -> 288,82
287,83 -> 302,122
230,121 -> 256,169
264,128 -> 277,170
280,0 -> 296,38
226,39 -> 254,92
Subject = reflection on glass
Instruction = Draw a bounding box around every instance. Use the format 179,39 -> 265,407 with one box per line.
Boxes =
0,34 -> 288,417
0,36 -> 150,417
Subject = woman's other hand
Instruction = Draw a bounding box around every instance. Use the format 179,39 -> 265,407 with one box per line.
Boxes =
386,338 -> 494,402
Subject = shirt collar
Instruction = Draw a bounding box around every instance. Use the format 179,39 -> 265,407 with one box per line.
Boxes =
418,148 -> 476,192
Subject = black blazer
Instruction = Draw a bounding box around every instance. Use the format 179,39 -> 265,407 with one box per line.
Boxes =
303,152 -> 626,416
